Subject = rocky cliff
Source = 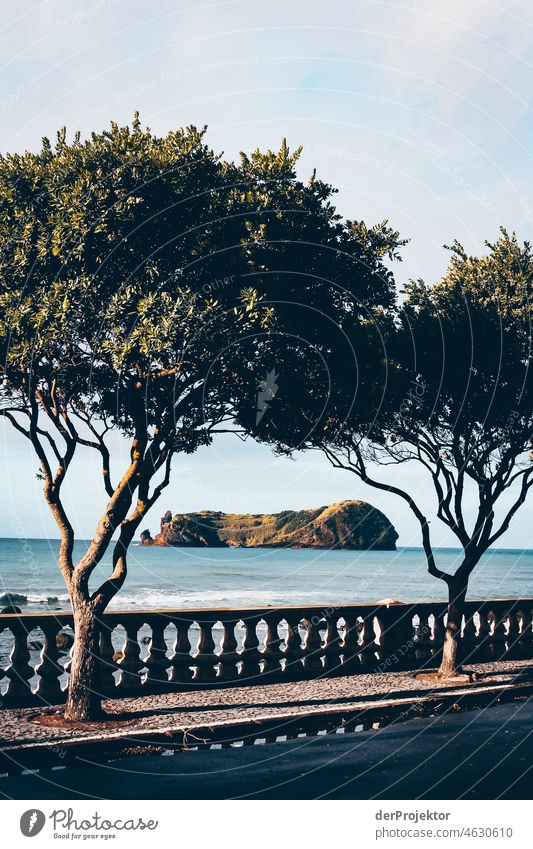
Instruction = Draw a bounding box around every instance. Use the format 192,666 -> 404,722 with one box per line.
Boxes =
139,501 -> 398,550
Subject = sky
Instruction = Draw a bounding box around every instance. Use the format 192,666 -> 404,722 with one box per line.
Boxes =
1,0 -> 533,547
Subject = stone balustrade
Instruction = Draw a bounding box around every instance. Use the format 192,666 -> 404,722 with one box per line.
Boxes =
0,597 -> 531,708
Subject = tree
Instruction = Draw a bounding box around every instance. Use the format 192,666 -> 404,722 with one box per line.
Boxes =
249,231 -> 533,678
0,118 -> 272,720
0,118 -> 401,718
387,232 -> 533,675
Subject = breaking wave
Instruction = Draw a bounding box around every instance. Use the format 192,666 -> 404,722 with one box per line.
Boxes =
0,592 -> 67,607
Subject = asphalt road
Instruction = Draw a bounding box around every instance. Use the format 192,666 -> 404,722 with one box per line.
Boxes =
1,700 -> 532,800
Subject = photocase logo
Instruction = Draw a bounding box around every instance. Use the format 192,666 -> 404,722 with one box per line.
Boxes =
256,369 -> 279,425
20,809 -> 46,837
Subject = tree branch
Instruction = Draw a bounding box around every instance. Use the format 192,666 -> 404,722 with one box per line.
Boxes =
486,467 -> 533,548
323,440 -> 453,585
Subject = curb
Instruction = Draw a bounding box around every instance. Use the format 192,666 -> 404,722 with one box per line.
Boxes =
1,679 -> 532,776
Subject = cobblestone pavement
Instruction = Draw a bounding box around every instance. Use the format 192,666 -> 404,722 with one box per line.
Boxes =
0,660 -> 531,747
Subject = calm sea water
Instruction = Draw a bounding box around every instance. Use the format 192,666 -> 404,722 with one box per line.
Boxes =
0,538 -> 532,612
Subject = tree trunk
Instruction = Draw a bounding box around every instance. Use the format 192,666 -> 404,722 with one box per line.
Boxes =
62,526 -> 138,720
64,597 -> 102,721
439,579 -> 468,678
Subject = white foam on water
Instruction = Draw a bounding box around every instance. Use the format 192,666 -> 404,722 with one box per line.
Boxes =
106,587 -> 343,610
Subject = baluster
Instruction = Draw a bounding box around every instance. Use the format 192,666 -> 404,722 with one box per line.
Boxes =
194,621 -> 218,682
169,620 -> 193,683
322,616 -> 342,673
489,608 -> 506,659
239,618 -> 262,680
517,608 -> 533,656
506,606 -> 520,656
97,624 -> 117,695
341,614 -> 361,670
261,615 -> 283,678
302,617 -> 324,674
218,620 -> 239,681
359,616 -> 378,668
415,612 -> 431,661
117,620 -> 144,692
376,605 -> 411,670
145,619 -> 170,688
462,611 -> 477,663
373,615 -> 386,666
282,615 -> 304,678
59,628 -> 74,679
477,608 -> 491,659
431,611 -> 446,660
36,621 -> 63,704
5,623 -> 34,705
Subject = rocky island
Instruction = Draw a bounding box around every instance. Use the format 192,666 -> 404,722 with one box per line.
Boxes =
139,501 -> 398,550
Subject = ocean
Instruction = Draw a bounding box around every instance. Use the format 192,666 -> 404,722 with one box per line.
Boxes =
1,539 -> 533,612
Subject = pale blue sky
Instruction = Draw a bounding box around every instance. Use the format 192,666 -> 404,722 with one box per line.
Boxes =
1,0 -> 533,546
